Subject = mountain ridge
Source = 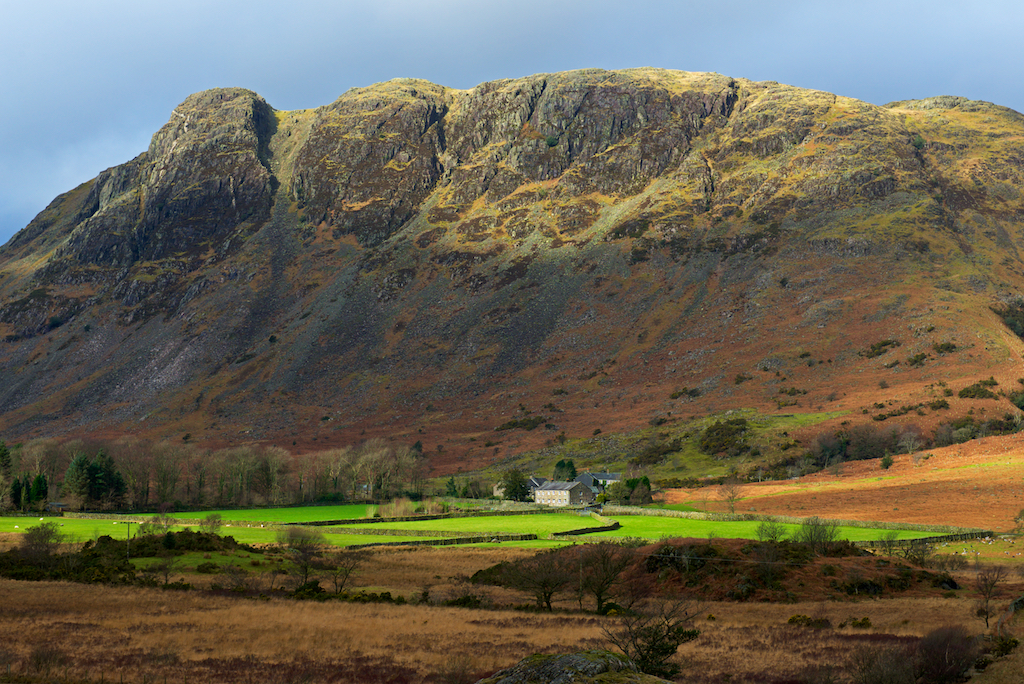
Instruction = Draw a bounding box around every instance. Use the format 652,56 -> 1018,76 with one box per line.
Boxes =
2,67 -> 1024,475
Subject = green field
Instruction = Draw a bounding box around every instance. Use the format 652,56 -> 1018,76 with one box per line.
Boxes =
194,505 -> 372,523
0,507 -> 951,549
588,517 -> 936,543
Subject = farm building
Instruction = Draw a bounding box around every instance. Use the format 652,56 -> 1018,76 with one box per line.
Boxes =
575,472 -> 621,494
533,481 -> 596,507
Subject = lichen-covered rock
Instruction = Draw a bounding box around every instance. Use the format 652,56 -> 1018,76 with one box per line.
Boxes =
474,650 -> 671,684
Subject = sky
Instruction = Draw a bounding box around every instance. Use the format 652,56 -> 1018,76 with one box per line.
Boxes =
2,0 -> 1022,246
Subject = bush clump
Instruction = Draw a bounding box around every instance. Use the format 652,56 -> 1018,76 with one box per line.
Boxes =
699,418 -> 749,455
958,382 -> 997,399
494,416 -> 548,431
861,339 -> 901,358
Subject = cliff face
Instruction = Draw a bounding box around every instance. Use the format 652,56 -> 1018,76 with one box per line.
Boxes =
2,68 -> 1024,467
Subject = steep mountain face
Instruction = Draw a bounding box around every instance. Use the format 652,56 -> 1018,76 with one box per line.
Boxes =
2,68 -> 1024,471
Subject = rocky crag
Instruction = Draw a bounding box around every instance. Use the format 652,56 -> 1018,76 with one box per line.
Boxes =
2,68 -> 1024,471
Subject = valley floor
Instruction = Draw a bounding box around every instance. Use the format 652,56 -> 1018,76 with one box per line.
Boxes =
0,541 -> 1022,684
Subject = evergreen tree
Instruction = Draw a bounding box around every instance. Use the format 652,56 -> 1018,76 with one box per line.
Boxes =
63,454 -> 92,506
30,473 -> 48,504
0,440 -> 11,480
499,468 -> 530,502
445,476 -> 459,498
63,451 -> 126,509
10,477 -> 22,509
553,459 -> 578,481
87,451 -> 126,505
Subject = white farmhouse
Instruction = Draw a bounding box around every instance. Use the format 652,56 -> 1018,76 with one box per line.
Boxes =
533,480 -> 596,507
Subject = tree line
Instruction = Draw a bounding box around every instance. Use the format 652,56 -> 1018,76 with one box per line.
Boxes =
0,436 -> 426,512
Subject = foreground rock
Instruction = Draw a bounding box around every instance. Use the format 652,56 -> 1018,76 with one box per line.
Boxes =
475,650 -> 672,684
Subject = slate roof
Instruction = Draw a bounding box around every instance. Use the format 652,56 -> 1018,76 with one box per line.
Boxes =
536,481 -> 585,491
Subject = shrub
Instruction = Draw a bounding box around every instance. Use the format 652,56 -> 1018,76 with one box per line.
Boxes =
850,645 -> 915,684
603,599 -> 700,678
861,339 -> 901,358
990,634 -> 1020,658
992,300 -> 1024,339
699,418 -> 749,455
796,517 -> 840,555
788,614 -> 831,629
199,513 -> 223,534
880,454 -> 894,470
907,353 -> 928,367
29,645 -> 67,674
959,383 -> 997,399
916,625 -> 979,684
495,416 -> 548,431
755,519 -> 787,543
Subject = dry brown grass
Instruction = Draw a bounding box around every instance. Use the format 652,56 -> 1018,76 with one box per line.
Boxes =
664,434 -> 1024,533
1,538 -> 1021,684
0,579 -> 606,684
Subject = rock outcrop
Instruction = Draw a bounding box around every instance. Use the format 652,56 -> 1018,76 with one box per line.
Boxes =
2,68 -> 1024,462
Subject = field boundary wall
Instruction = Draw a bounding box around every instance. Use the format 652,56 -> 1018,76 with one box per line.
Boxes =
855,531 -> 994,548
296,508 -> 554,526
346,533 -> 537,549
601,506 -> 989,535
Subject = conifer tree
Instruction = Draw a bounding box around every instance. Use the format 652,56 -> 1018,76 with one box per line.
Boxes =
0,440 -> 11,480
10,476 -> 22,509
30,473 -> 48,504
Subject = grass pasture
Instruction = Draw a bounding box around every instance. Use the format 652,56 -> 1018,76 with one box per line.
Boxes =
1,505 -> 963,552
195,504 -> 372,523
588,516 -> 938,543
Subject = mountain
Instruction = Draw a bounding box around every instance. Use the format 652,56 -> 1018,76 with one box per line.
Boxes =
2,68 -> 1024,474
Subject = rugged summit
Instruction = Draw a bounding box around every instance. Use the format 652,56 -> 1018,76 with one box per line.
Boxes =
2,68 -> 1024,469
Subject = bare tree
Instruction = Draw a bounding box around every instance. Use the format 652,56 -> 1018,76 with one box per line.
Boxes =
180,446 -> 209,506
199,513 -> 222,535
974,564 -> 1008,628
876,530 -> 900,557
720,480 -> 742,514
900,539 -> 934,567
579,543 -> 634,614
755,519 -> 787,543
323,550 -> 364,593
796,516 -> 840,555
151,552 -> 181,586
357,439 -> 390,501
603,598 -> 701,678
503,549 -> 573,611
151,441 -> 185,506
697,488 -> 712,513
278,526 -> 326,586
109,436 -> 153,509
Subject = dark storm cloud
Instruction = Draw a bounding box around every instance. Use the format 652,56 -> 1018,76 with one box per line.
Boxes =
3,0 -> 1022,245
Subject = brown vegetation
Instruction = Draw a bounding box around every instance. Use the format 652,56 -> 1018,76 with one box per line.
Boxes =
0,572 -> 1013,684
